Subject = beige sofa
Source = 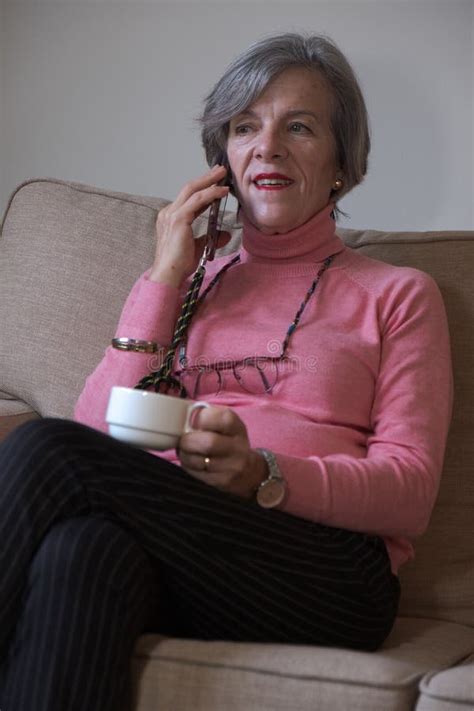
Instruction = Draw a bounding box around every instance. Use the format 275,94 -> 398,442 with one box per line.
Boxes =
1,177 -> 473,711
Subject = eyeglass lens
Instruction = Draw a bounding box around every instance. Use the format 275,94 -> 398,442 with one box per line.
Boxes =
178,359 -> 279,398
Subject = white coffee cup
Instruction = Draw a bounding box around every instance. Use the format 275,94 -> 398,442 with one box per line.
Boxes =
105,386 -> 210,450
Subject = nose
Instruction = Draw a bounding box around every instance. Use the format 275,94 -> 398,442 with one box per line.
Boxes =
254,125 -> 288,161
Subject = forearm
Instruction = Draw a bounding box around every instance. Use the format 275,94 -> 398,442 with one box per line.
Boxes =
276,449 -> 443,538
74,270 -> 181,430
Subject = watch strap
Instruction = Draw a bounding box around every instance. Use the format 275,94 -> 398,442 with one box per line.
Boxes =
255,448 -> 286,508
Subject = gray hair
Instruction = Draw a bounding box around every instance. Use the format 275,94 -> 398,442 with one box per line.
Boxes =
200,33 -> 370,212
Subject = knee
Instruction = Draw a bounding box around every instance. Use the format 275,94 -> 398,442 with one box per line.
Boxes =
31,516 -> 157,600
2,417 -> 83,457
6,417 -> 88,447
0,418 -> 102,477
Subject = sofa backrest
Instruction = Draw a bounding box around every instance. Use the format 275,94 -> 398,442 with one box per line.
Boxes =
1,178 -> 473,627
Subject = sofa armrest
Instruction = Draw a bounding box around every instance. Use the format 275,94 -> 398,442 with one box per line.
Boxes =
0,412 -> 40,442
0,396 -> 40,442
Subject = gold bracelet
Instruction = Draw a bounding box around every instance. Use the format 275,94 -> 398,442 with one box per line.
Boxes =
111,337 -> 161,353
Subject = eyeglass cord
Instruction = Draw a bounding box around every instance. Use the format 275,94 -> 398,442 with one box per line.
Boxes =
134,262 -> 208,395
135,250 -> 335,396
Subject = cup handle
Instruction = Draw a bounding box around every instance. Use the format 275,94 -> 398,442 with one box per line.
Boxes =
184,401 -> 210,433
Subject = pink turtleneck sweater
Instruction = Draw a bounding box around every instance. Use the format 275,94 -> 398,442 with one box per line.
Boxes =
74,204 -> 453,574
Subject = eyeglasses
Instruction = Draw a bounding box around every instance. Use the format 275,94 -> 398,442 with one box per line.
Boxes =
174,355 -> 288,398
135,253 -> 336,397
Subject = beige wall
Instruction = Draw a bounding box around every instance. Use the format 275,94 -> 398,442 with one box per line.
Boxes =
1,0 -> 473,231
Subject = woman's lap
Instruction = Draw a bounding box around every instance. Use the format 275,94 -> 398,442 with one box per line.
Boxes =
0,417 -> 400,650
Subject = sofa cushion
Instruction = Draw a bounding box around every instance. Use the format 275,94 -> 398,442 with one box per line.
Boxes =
0,178 -> 237,419
416,654 -> 474,710
0,178 -> 167,418
132,619 -> 474,711
1,178 -> 473,629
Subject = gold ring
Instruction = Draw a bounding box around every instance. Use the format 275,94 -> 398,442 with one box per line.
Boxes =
203,456 -> 211,471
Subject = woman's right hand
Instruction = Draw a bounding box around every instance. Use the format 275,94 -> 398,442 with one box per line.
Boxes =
149,165 -> 230,287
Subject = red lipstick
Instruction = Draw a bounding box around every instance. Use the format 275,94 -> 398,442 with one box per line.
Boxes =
253,173 -> 294,190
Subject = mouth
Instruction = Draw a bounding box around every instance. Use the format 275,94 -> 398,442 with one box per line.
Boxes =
253,173 -> 294,190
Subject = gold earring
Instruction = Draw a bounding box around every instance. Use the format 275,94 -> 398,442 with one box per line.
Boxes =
333,178 -> 343,191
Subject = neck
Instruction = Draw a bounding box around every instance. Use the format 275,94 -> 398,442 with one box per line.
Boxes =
239,203 -> 344,263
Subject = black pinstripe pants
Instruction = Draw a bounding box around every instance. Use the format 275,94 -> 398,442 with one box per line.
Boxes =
0,418 -> 400,711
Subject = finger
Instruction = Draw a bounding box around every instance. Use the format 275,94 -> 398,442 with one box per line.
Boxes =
179,451 -> 235,489
169,185 -> 230,232
178,428 -> 226,460
180,450 -> 211,473
173,165 -> 228,208
192,406 -> 245,437
178,447 -> 222,480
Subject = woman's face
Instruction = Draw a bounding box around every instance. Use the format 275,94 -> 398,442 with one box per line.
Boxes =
226,67 -> 341,234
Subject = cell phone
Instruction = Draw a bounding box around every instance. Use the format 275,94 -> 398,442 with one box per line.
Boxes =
204,198 -> 221,262
204,162 -> 230,262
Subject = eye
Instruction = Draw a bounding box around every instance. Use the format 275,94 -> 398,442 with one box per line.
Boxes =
288,122 -> 311,134
233,124 -> 252,136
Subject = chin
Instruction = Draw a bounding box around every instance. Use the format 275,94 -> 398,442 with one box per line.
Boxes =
247,208 -> 300,235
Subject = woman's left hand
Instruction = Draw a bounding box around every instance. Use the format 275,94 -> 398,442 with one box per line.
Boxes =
177,406 -> 267,498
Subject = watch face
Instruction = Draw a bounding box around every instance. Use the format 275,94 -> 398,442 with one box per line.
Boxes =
257,478 -> 286,508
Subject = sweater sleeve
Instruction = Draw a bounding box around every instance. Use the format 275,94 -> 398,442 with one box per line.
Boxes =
277,270 -> 453,541
73,271 -> 181,432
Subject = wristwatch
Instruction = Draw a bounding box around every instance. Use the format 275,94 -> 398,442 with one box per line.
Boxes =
255,448 -> 287,508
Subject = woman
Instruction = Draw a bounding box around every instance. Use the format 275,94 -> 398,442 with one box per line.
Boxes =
0,33 -> 452,711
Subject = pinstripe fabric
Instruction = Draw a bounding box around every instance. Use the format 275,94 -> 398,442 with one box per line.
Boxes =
0,419 -> 400,711
1,516 -> 159,711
